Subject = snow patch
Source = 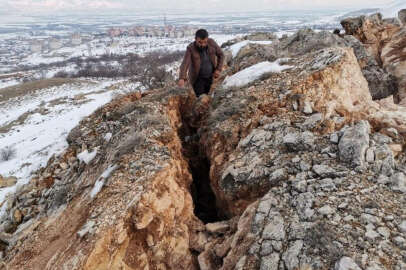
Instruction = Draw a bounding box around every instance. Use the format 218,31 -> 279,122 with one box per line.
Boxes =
90,179 -> 105,199
89,164 -> 118,198
100,164 -> 118,179
229,40 -> 250,58
223,61 -> 293,88
103,133 -> 112,142
77,148 -> 98,165
77,220 -> 96,238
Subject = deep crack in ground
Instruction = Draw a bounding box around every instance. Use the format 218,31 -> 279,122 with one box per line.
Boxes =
178,99 -> 223,224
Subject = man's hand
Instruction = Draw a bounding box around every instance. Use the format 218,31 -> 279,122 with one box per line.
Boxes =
213,70 -> 221,79
178,79 -> 185,88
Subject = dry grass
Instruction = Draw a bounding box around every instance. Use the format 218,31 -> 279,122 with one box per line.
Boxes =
0,78 -> 87,103
0,111 -> 32,134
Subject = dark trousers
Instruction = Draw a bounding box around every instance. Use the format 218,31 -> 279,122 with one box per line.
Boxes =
193,77 -> 213,97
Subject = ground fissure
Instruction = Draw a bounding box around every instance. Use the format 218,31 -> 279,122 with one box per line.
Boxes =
177,97 -> 224,224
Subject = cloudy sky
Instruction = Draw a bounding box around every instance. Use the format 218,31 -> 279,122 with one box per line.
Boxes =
1,0 -> 394,14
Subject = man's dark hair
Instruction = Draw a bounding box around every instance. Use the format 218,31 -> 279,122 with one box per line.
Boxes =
195,29 -> 209,39
333,29 -> 341,35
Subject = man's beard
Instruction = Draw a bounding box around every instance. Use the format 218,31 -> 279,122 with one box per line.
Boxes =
195,43 -> 207,52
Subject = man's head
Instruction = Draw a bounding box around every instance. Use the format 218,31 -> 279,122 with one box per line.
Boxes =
195,29 -> 209,49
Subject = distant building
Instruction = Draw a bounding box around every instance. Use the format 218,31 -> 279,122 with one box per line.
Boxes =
71,33 -> 82,45
128,28 -> 136,36
108,28 -> 122,37
154,28 -> 164,37
131,26 -> 145,36
49,38 -> 63,50
175,31 -> 184,38
184,28 -> 196,37
110,41 -> 119,48
30,40 -> 43,53
145,30 -> 153,37
169,31 -> 176,38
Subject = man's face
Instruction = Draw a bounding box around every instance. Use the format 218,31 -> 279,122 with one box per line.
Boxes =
195,37 -> 208,48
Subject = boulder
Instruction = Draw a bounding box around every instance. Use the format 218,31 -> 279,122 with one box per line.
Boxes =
390,172 -> 406,193
334,257 -> 362,270
273,29 -> 398,100
341,13 -> 404,101
338,121 -> 370,167
381,28 -> 406,104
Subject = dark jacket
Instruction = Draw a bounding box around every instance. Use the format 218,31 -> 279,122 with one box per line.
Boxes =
179,38 -> 224,85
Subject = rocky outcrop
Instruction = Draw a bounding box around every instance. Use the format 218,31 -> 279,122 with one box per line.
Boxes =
226,28 -> 397,100
2,27 -> 406,270
220,32 -> 277,48
381,27 -> 406,104
276,29 -> 398,100
196,45 -> 406,270
398,9 -> 406,25
341,12 -> 406,104
340,13 -> 400,64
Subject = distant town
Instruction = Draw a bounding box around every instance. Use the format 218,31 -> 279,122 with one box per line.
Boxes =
26,26 -> 199,55
0,11 -> 342,74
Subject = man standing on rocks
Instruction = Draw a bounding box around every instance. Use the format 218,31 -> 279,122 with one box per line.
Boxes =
178,29 -> 224,97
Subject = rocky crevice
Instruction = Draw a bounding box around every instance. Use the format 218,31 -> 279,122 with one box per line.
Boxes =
177,100 -> 224,224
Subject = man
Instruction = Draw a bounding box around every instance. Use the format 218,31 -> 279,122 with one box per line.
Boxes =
178,29 -> 224,97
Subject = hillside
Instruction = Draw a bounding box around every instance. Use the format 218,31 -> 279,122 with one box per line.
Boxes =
0,10 -> 406,270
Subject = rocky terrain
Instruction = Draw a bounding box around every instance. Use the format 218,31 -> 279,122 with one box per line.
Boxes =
0,10 -> 406,270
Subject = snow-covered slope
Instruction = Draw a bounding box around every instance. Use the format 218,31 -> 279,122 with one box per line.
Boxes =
380,0 -> 406,18
0,79 -> 135,206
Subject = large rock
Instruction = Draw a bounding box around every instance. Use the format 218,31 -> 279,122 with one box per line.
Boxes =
390,172 -> 406,193
342,35 -> 398,100
226,27 -> 398,100
341,13 -> 404,101
381,28 -> 406,104
275,29 -> 397,100
334,257 -> 362,270
338,121 -> 370,167
275,28 -> 347,57
341,13 -> 400,63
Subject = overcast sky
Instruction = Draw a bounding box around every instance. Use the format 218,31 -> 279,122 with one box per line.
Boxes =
2,0 -> 394,14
